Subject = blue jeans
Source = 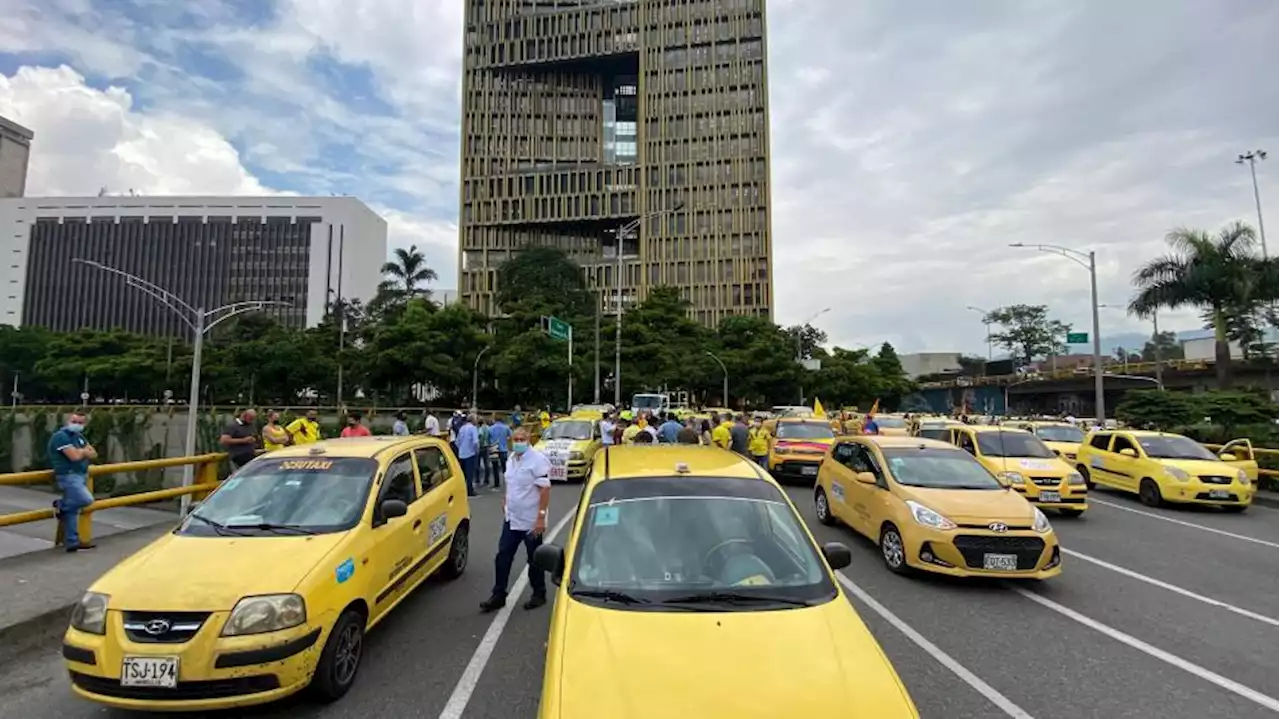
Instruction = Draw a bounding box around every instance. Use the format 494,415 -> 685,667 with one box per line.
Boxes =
492,451 -> 507,487
460,454 -> 478,496
491,521 -> 545,600
55,473 -> 94,548
753,454 -> 769,468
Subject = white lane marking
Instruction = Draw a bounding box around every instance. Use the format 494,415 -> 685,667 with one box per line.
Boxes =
1090,498 -> 1279,548
1061,548 -> 1279,627
438,510 -> 574,719
836,572 -> 1035,719
1012,587 -> 1280,712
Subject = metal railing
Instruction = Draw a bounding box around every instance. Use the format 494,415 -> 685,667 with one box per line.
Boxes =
919,358 -> 1219,389
0,454 -> 226,547
1204,444 -> 1280,483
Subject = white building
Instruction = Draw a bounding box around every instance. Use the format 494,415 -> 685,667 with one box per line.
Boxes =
899,352 -> 962,379
0,116 -> 33,198
0,196 -> 385,334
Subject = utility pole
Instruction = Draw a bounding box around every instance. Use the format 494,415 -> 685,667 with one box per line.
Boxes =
1237,150 -> 1268,258
593,302 -> 601,404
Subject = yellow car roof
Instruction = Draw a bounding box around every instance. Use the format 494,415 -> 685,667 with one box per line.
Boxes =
965,425 -> 1032,435
590,445 -> 764,486
266,436 -> 443,460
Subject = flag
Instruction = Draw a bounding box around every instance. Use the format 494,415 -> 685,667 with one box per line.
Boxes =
867,398 -> 880,416
813,398 -> 826,416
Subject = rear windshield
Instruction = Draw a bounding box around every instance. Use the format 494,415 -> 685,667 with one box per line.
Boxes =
976,431 -> 1056,458
1034,425 -> 1085,443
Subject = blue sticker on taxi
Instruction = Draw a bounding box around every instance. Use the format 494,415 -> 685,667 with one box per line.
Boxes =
336,558 -> 355,584
594,506 -> 620,526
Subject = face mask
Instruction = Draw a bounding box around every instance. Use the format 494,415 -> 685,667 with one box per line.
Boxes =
513,441 -> 529,455
67,423 -> 85,433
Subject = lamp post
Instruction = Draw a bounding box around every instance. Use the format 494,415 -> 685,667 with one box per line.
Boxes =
966,305 -> 993,360
796,307 -> 831,405
1009,243 -> 1105,421
72,259 -> 291,515
1100,304 -> 1163,390
1236,150 -> 1268,258
471,345 -> 491,415
705,351 -> 729,407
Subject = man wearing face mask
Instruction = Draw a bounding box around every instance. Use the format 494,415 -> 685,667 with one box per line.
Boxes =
481,427 -> 552,613
48,412 -> 98,552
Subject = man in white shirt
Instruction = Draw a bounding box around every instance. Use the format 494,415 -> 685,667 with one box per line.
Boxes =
481,427 -> 553,612
423,412 -> 441,437
599,413 -> 616,447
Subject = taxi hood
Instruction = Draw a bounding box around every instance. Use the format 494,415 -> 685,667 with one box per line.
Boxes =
552,600 -> 915,718
896,485 -> 1037,526
1158,458 -> 1246,476
92,531 -> 347,611
987,455 -> 1071,476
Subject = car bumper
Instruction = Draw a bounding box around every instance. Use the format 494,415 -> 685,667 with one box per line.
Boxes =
1163,483 -> 1255,505
901,527 -> 1062,579
768,456 -> 823,478
63,611 -> 330,711
1012,484 -> 1089,511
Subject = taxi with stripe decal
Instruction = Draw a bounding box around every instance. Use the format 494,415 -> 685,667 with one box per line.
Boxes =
62,436 -> 470,711
767,418 -> 836,482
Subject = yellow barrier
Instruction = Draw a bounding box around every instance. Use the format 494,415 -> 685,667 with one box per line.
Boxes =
0,453 -> 227,547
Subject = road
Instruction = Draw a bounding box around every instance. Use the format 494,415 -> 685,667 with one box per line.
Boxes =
1,482 -> 1276,719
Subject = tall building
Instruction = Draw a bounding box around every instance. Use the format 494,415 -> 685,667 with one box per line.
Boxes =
0,116 -> 33,198
457,0 -> 773,326
0,196 -> 386,336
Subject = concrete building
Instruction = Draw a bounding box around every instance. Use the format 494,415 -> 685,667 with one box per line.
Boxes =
0,116 -> 33,198
457,0 -> 773,326
0,196 -> 386,336
899,352 -> 962,379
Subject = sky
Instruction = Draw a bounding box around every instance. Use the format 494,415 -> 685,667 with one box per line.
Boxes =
1,0 -> 1276,356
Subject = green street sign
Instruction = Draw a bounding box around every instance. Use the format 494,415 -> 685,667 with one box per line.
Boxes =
1066,332 -> 1089,344
545,316 -> 571,341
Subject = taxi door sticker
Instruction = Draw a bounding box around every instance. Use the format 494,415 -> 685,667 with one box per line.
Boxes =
830,481 -> 845,504
1018,459 -> 1056,471
428,513 -> 448,545
594,506 -> 620,526
336,558 -> 355,584
1090,455 -> 1105,469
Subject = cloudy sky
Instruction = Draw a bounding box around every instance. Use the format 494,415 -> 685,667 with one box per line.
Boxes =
1,0 -> 1275,356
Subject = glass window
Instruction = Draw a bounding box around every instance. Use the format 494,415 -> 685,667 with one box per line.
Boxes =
874,417 -> 907,429
544,420 -> 594,441
881,447 -> 1004,490
975,431 -> 1056,458
774,422 -> 834,440
415,447 -> 451,492
1089,433 -> 1112,450
380,454 -> 418,505
1034,425 -> 1085,443
1135,435 -> 1216,460
568,476 -> 835,610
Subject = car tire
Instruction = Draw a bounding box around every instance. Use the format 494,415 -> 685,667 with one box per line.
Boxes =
1077,464 -> 1095,490
814,488 -> 835,526
310,609 -> 365,703
437,522 -> 469,580
879,524 -> 910,575
1059,508 -> 1085,518
1139,478 -> 1163,508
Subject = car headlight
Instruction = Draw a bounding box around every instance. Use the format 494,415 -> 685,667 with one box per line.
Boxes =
1032,507 -> 1052,534
999,471 -> 1025,485
569,451 -> 584,461
1237,469 -> 1250,486
905,500 -> 957,530
1067,471 -> 1085,486
221,594 -> 307,637
70,592 -> 110,635
1163,466 -> 1190,482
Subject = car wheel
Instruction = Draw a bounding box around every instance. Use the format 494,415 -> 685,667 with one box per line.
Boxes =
310,609 -> 365,703
879,524 -> 910,575
1139,478 -> 1163,508
1077,465 -> 1095,490
814,488 -> 835,526
1059,508 -> 1085,518
438,522 -> 469,580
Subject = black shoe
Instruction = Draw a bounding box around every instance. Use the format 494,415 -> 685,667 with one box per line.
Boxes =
479,596 -> 506,613
52,499 -> 63,520
522,595 -> 547,611
66,543 -> 96,553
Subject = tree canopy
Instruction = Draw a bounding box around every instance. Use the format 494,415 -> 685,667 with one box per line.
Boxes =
983,304 -> 1072,366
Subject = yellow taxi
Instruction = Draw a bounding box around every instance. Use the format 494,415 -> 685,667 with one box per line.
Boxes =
1074,430 -> 1255,511
62,436 -> 471,711
814,436 -> 1063,579
868,415 -> 910,436
1007,420 -> 1087,463
536,416 -> 605,483
532,445 -> 918,718
766,418 -> 836,482
909,417 -> 962,441
947,425 -> 1087,517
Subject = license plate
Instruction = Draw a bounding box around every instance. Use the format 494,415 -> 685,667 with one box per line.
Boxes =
1208,490 -> 1230,500
121,656 -> 178,688
801,466 -> 818,476
549,462 -> 567,481
1039,490 -> 1061,503
982,554 -> 1019,571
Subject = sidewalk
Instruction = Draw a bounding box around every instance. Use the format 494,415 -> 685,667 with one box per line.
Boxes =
0,523 -> 174,664
0,485 -> 178,560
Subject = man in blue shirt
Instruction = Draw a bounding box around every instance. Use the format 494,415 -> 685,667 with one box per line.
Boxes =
658,412 -> 683,444
49,412 -> 98,551
456,414 -> 480,497
487,418 -> 511,490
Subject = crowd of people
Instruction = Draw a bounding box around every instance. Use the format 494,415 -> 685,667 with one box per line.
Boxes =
594,410 -> 776,467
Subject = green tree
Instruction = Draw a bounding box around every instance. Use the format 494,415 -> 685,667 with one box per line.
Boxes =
984,304 -> 1072,366
871,342 -> 915,409
786,324 -> 828,360
1140,331 -> 1184,363
619,286 -> 710,399
712,315 -> 801,407
364,300 -> 489,405
813,347 -> 879,408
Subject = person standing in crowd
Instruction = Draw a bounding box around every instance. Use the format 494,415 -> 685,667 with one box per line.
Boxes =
456,413 -> 480,497
481,427 -> 551,613
633,429 -> 655,444
539,406 -> 552,432
599,412 -> 616,448
712,413 -> 733,449
423,410 -> 441,437
658,412 -> 682,444
341,411 -> 372,437
262,410 -> 291,451
476,417 -> 491,487
511,404 -> 524,428
748,417 -> 771,468
677,417 -> 701,444
730,414 -> 750,456
49,412 -> 97,552
699,417 -> 714,446
392,411 -> 410,436
220,409 -> 259,470
862,412 -> 881,436
622,416 -> 642,444
286,408 -> 321,445
449,410 -> 466,452
488,416 -> 511,490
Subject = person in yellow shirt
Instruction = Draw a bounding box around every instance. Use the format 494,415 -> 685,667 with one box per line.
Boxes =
286,409 -> 322,445
539,408 -> 551,431
747,418 -> 771,468
262,410 -> 291,451
711,413 -> 733,449
621,418 -> 642,444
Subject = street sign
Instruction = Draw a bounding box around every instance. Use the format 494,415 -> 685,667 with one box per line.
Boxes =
543,316 -> 571,341
80,392 -> 90,401
1066,332 -> 1089,344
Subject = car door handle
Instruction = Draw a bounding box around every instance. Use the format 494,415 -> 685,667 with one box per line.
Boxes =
413,519 -> 422,529
448,495 -> 454,504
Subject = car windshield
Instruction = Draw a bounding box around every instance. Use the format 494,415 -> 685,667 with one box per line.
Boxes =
976,431 -> 1056,458
780,408 -> 814,418
1034,425 -> 1086,443
545,420 -> 593,441
775,422 -> 834,440
569,476 -> 836,610
917,428 -> 951,441
873,417 -> 907,429
882,447 -> 1005,490
633,395 -> 664,409
1138,436 -> 1217,460
178,457 -> 376,536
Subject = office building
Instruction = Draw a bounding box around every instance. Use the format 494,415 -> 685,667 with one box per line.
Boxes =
457,0 -> 773,326
0,196 -> 386,336
0,116 -> 33,198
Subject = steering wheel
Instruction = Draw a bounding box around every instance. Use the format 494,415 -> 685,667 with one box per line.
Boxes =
703,538 -> 753,576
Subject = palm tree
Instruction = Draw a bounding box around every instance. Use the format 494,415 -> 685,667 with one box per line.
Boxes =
1129,221 -> 1278,388
379,245 -> 437,299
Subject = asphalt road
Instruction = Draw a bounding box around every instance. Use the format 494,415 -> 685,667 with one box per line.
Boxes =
1,481 -> 1276,719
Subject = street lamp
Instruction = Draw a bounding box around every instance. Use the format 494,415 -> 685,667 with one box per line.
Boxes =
966,305 -> 993,360
1236,150 -> 1268,258
796,307 -> 831,404
611,201 -> 685,406
705,351 -> 729,408
1009,243 -> 1106,421
1100,304 -> 1163,390
72,259 -> 291,514
471,345 -> 491,415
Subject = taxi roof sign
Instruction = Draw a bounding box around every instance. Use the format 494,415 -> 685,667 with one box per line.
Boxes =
308,446 -> 327,455
675,462 -> 691,474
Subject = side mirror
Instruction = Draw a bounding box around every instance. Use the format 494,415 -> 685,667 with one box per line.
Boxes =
1119,448 -> 1138,458
855,471 -> 877,485
822,542 -> 852,571
533,544 -> 566,585
1219,452 -> 1237,462
379,499 -> 408,524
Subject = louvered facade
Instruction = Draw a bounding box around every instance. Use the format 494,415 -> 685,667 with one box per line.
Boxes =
458,0 -> 773,326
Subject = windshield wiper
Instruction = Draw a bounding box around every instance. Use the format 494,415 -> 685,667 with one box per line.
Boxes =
224,522 -> 317,535
186,513 -> 250,536
662,591 -> 813,607
569,588 -> 650,605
